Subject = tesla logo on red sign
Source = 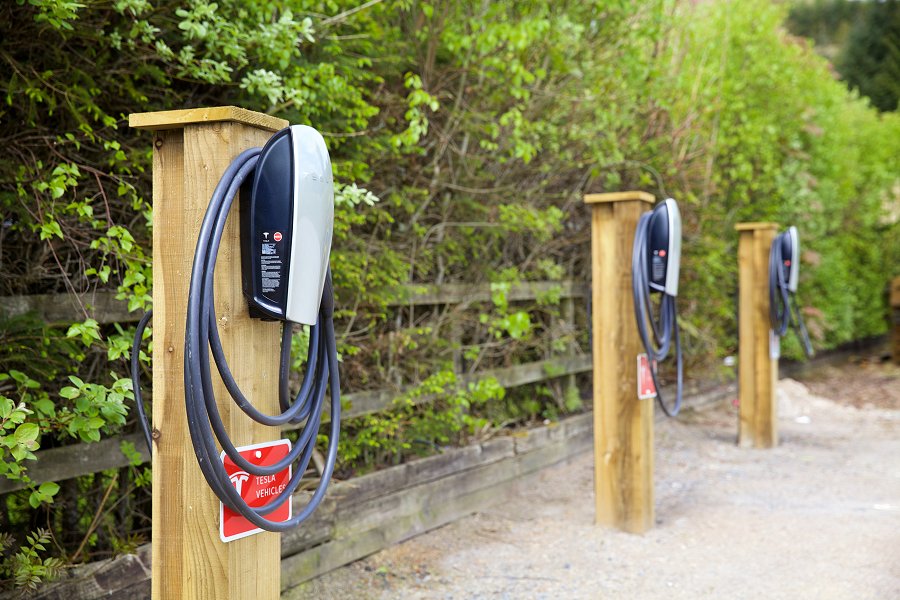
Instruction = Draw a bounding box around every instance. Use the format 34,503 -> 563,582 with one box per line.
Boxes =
637,353 -> 657,400
219,439 -> 292,543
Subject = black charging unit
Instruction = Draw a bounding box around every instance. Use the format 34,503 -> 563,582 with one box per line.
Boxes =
132,125 -> 340,533
769,226 -> 814,358
241,126 -> 334,324
632,198 -> 683,417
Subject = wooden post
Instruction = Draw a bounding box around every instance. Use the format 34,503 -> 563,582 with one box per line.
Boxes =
130,107 -> 289,600
735,222 -> 779,448
583,191 -> 655,533
891,276 -> 900,365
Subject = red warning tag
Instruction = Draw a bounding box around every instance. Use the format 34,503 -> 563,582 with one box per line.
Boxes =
273,231 -> 283,242
219,439 -> 292,543
637,353 -> 657,400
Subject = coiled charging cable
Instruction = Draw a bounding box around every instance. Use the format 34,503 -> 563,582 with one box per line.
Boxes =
632,211 -> 683,417
769,233 -> 814,358
131,146 -> 340,532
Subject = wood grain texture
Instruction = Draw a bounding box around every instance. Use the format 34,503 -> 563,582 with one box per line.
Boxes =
0,280 -> 588,325
15,414 -> 590,600
736,224 -> 778,448
29,544 -> 151,600
4,355 -> 592,492
147,114 -> 282,600
23,385 -> 743,600
130,106 -> 287,132
150,128 -> 186,600
326,354 -> 593,423
9,360 -> 742,499
734,222 -> 778,232
583,191 -> 655,205
279,414 -> 594,594
0,432 -> 148,495
395,279 -> 587,306
0,291 -> 139,324
586,197 -> 654,533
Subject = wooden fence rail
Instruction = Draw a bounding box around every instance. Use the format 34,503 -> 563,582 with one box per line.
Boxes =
0,280 -> 590,494
0,280 -> 588,324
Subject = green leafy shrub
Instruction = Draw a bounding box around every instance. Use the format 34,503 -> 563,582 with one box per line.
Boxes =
0,1 -> 897,591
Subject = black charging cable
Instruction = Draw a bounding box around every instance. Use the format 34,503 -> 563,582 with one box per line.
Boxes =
131,309 -> 154,457
632,211 -> 683,417
768,232 -> 814,358
768,236 -> 791,337
130,146 -> 340,532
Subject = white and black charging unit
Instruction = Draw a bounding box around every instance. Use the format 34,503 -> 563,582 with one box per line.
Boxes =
632,198 -> 683,417
132,124 -> 340,532
769,226 -> 814,358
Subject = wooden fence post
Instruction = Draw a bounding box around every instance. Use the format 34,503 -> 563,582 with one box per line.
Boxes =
735,222 -> 779,448
130,107 -> 289,600
583,191 -> 655,533
563,296 -> 578,405
891,276 -> 900,365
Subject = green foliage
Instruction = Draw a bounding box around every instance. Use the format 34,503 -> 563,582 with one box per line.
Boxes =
0,528 -> 65,591
480,280 -> 534,341
839,0 -> 900,112
787,0 -> 861,49
57,375 -> 132,443
787,0 -> 900,112
0,0 -> 411,583
657,0 -> 899,360
0,396 -> 38,480
337,371 -> 504,471
0,0 -> 897,588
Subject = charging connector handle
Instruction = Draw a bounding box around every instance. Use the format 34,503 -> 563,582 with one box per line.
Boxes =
632,210 -> 683,417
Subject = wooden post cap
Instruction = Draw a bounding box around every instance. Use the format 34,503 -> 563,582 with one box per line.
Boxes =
734,222 -> 779,231
583,191 -> 655,205
129,106 -> 288,132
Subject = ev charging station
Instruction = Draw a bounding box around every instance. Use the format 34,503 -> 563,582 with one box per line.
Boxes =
736,222 -> 813,449
583,191 -> 683,534
632,198 -> 684,417
130,107 -> 340,600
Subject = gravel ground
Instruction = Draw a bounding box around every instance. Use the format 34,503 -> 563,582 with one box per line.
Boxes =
300,358 -> 900,599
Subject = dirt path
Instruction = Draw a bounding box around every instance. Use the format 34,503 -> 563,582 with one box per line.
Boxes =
302,359 -> 900,599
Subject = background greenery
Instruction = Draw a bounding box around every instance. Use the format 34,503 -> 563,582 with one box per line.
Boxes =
0,0 -> 897,589
788,0 -> 900,112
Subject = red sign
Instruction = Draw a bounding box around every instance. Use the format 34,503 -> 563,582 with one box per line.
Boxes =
637,353 -> 657,400
219,439 -> 292,543
273,231 -> 282,242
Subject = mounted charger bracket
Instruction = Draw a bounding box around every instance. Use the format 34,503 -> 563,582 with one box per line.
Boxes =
646,198 -> 682,296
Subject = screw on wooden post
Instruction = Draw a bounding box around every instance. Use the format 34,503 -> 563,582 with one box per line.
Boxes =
735,222 -> 779,448
583,191 -> 655,533
130,107 -> 289,600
